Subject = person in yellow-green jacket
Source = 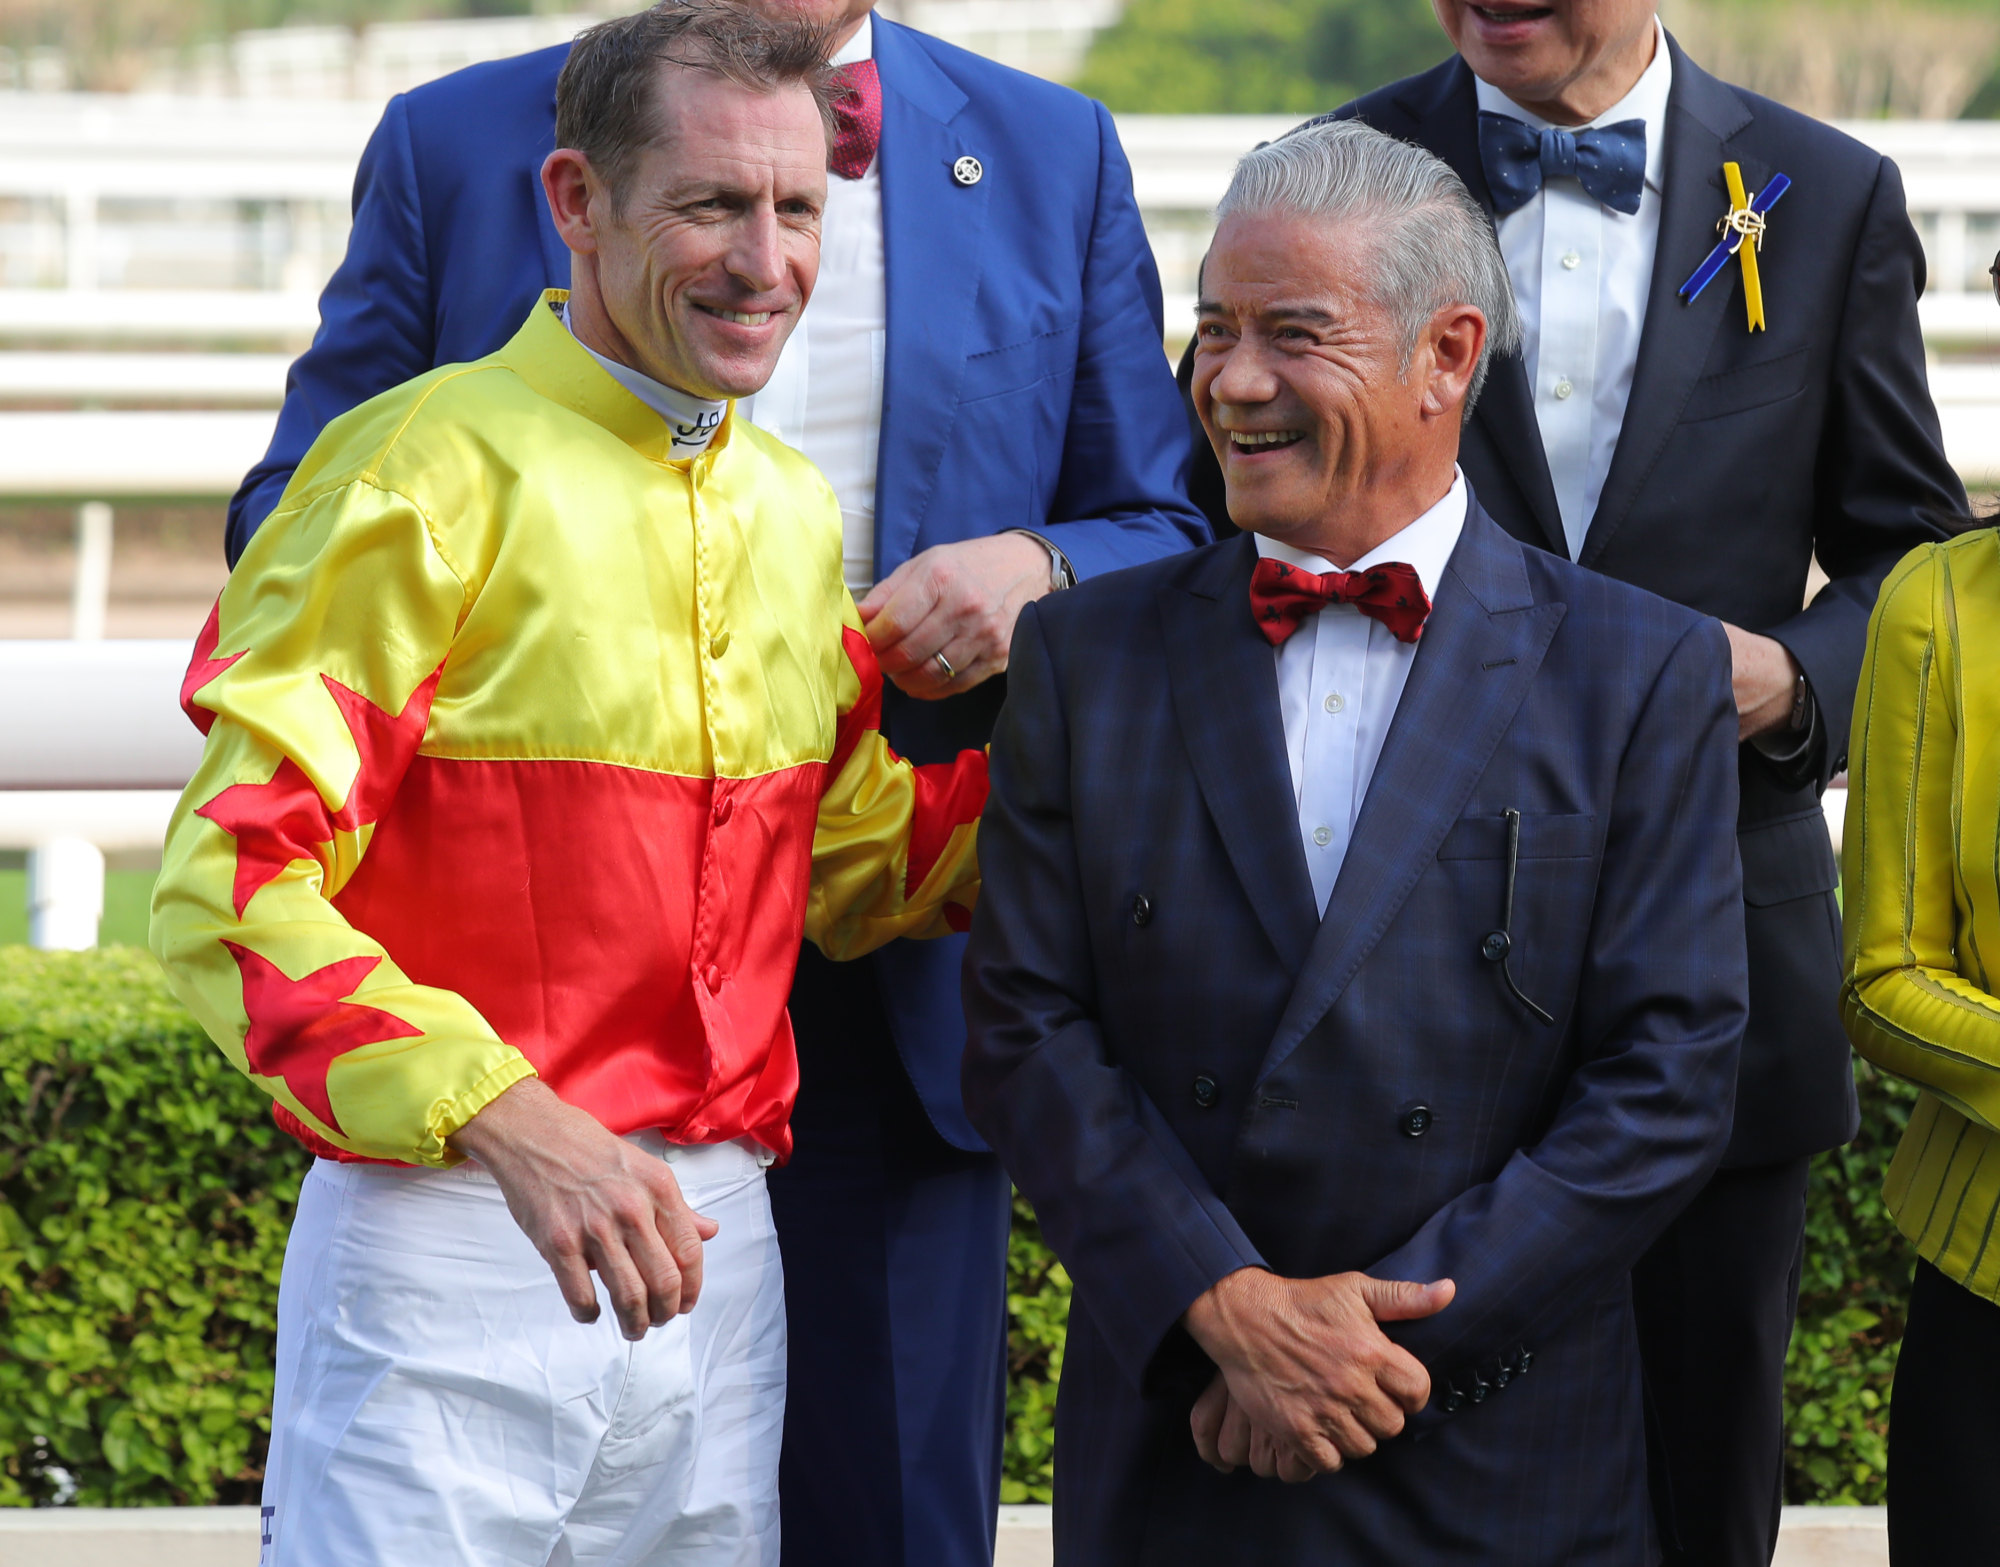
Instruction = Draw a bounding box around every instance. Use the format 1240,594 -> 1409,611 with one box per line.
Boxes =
1841,497 -> 2000,1562
148,8 -> 983,1563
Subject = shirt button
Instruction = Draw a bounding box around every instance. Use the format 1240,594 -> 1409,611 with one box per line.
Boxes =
704,963 -> 723,992
1312,825 -> 1333,847
713,794 -> 734,826
1324,692 -> 1345,714
1561,250 -> 1581,270
1553,377 -> 1574,401
710,630 -> 732,658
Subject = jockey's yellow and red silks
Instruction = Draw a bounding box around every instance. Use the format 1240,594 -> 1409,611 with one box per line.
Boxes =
151,293 -> 985,1167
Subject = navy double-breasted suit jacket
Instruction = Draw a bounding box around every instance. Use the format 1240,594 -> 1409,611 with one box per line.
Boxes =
225,19 -> 1208,1148
964,499 -> 1748,1563
1179,39 -> 1965,1166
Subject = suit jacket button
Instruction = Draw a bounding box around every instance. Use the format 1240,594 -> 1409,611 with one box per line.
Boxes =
1469,1376 -> 1489,1404
1192,1074 -> 1219,1109
1132,894 -> 1152,926
1442,1385 -> 1463,1414
1400,1104 -> 1434,1138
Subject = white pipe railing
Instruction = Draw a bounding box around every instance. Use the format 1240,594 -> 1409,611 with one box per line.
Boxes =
1,641 -> 199,949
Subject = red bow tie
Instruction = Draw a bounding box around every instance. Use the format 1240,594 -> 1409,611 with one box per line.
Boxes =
1249,556 -> 1431,647
829,60 -> 882,180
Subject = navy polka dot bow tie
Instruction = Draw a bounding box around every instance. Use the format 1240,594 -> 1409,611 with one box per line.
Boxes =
1476,111 -> 1647,217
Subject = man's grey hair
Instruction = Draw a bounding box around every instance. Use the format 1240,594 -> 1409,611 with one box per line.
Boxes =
1216,118 -> 1523,413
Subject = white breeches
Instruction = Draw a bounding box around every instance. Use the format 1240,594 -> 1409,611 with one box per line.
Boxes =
261,1135 -> 786,1567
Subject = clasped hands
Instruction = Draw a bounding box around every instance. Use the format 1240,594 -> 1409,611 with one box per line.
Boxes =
1183,1266 -> 1455,1483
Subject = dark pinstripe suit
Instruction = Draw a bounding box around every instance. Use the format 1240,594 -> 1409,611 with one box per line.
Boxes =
963,502 -> 1748,1563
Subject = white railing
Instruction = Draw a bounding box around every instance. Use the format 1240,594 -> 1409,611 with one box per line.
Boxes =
0,92 -> 1989,948
4,100 -> 1996,343
0,641 -> 200,949
129,4 -> 1108,101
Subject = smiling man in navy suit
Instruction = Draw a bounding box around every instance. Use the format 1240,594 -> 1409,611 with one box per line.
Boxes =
224,3 -> 1206,1563
967,120 -> 1747,1564
1175,4 -> 1965,1558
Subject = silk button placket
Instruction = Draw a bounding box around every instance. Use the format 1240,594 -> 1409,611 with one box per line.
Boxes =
687,479 -> 735,1076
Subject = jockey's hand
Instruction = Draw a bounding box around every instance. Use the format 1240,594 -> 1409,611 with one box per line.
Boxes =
450,1078 -> 719,1339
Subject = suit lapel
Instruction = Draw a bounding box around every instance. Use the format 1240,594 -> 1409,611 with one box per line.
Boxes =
1383,61 -> 1565,556
1160,538 -> 1320,974
873,20 -> 991,577
1582,38 -> 1756,567
1257,506 -> 1566,1084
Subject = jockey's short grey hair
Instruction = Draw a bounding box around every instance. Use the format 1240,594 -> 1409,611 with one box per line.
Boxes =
1216,118 -> 1523,413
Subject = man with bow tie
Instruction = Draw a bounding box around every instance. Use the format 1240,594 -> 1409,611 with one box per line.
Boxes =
1178,3 -> 1964,1558
967,119 -> 1747,1564
221,1 -> 1205,1563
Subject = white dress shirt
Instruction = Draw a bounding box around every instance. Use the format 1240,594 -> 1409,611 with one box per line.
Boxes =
1257,471 -> 1468,915
740,15 -> 887,594
1476,20 -> 1671,559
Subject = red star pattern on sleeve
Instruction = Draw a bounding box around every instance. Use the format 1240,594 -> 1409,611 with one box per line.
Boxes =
829,626 -> 887,781
222,942 -> 423,1135
180,600 -> 247,736
199,757 -> 339,918
324,667 -> 443,830
196,666 -> 445,917
829,626 -> 987,929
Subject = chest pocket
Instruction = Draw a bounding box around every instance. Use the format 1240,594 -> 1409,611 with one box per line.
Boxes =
957,320 -> 1081,405
1680,347 -> 1810,425
1437,811 -> 1600,862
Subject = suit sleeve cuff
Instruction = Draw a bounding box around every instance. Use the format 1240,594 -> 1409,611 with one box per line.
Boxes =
1748,684 -> 1824,790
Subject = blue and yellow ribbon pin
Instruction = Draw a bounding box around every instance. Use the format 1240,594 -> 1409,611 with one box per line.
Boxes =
1677,162 -> 1791,331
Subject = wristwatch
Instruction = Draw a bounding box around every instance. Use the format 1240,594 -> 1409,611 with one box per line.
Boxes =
1010,529 -> 1076,594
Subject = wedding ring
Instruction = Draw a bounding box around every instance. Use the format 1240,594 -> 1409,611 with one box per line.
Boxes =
933,651 -> 956,681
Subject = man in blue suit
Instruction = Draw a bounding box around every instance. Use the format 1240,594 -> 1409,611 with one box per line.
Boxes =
964,121 -> 1746,1563
224,4 -> 1206,1563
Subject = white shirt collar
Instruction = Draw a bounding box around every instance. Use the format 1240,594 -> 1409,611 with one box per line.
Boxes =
1254,468 -> 1468,604
560,302 -> 728,454
832,12 -> 872,66
1473,17 -> 1672,195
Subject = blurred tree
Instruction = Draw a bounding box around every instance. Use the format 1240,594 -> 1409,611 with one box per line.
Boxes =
1663,0 -> 2000,120
1072,0 -> 1444,115
1075,0 -> 2000,120
1966,65 -> 2000,118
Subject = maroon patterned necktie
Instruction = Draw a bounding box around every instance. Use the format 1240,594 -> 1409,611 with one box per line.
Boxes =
829,60 -> 883,180
1249,556 -> 1432,647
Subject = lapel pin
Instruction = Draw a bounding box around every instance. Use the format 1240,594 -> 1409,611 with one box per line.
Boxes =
952,155 -> 983,187
1677,161 -> 1792,332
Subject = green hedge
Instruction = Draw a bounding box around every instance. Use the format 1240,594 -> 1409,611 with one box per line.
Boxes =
0,948 -> 297,1506
0,946 -> 1921,1507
